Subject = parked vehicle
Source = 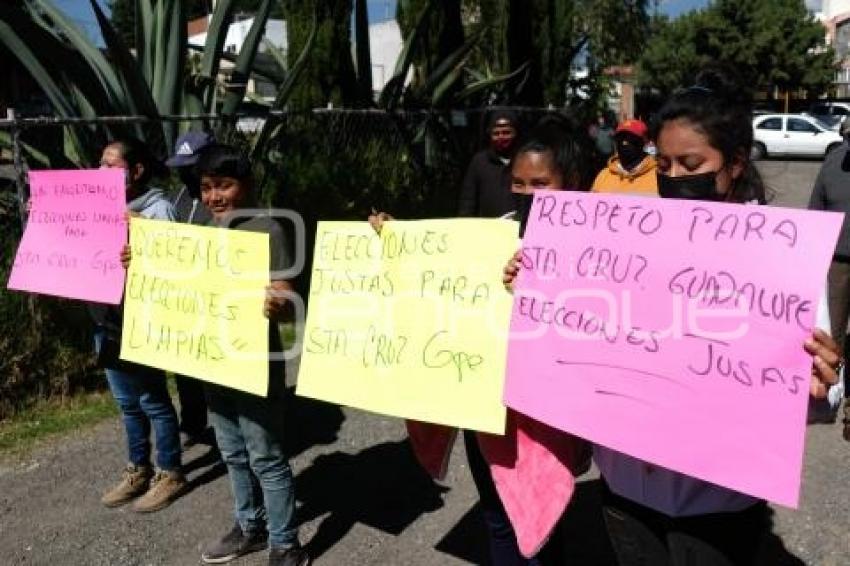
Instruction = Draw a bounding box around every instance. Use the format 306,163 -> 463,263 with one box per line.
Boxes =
751,114 -> 844,159
805,102 -> 850,130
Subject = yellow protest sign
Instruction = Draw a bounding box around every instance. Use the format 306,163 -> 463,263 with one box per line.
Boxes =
296,219 -> 517,434
120,218 -> 270,396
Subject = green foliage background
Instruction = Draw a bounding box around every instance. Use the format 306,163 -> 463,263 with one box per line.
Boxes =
0,188 -> 98,419
637,0 -> 835,96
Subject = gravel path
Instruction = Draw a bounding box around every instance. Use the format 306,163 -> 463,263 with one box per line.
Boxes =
1,378 -> 849,565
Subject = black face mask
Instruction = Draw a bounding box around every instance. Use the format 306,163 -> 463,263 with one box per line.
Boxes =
514,192 -> 535,236
616,140 -> 646,171
657,171 -> 725,201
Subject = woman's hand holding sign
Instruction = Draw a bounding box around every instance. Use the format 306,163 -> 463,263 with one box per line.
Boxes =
806,329 -> 842,400
502,249 -> 522,292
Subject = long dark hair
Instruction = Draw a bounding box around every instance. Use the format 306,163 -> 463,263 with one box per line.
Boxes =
512,113 -> 596,191
651,65 -> 769,204
107,137 -> 167,187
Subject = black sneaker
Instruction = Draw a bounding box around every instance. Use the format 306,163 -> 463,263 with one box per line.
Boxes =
201,523 -> 268,564
268,545 -> 310,566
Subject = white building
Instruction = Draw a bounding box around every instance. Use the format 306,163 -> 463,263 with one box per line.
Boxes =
189,15 -> 403,103
815,0 -> 850,95
365,19 -> 403,93
188,15 -> 287,102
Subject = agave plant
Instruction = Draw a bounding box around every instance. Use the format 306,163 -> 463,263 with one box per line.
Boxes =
0,0 -> 315,168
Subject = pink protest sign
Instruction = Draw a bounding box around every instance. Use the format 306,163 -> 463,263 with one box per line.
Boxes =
504,191 -> 843,507
7,169 -> 127,304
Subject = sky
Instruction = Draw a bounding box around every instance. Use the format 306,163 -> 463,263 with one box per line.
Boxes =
56,0 -> 823,45
659,0 -> 822,17
55,0 -> 396,43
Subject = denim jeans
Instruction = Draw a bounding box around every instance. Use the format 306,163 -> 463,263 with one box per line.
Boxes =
206,379 -> 298,548
94,329 -> 181,471
174,374 -> 208,436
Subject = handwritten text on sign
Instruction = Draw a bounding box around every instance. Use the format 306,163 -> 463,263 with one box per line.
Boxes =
296,220 -> 517,434
120,218 -> 270,396
7,169 -> 127,303
503,192 -> 842,507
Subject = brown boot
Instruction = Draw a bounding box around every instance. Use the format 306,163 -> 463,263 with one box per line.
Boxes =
131,469 -> 187,513
101,464 -> 154,508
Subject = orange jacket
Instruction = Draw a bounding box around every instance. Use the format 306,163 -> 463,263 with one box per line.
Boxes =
591,155 -> 658,196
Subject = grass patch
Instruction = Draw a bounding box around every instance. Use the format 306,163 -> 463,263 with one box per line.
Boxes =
0,324 -> 300,457
0,391 -> 117,456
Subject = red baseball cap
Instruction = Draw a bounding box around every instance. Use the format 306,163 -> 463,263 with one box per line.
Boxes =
615,119 -> 648,141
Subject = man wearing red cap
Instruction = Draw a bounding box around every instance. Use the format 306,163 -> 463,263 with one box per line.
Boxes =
591,118 -> 658,195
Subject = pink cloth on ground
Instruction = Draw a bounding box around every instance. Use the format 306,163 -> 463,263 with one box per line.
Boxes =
406,411 -> 589,557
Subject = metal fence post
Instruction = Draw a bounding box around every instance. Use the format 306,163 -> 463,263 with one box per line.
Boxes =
7,107 -> 28,228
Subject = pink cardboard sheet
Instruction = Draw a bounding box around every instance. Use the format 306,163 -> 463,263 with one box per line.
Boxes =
504,191 -> 842,507
7,169 -> 127,304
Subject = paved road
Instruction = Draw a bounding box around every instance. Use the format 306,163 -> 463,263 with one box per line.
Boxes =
757,159 -> 822,209
1,160 -> 848,565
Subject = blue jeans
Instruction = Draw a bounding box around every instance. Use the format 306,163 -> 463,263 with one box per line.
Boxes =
94,329 -> 181,471
206,380 -> 298,548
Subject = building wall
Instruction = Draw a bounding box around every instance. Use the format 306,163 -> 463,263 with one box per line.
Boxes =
189,17 -> 402,102
818,1 -> 850,96
367,20 -> 403,92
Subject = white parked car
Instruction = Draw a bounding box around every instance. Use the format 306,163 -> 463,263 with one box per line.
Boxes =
752,114 -> 843,159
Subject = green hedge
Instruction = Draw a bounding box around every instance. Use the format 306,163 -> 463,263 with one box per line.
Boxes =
0,188 -> 99,420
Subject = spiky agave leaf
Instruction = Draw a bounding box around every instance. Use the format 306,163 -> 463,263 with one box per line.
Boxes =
250,8 -> 318,162
185,0 -> 237,118
0,7 -> 100,165
219,0 -> 274,128
88,0 -> 166,157
377,0 -> 438,110
455,61 -> 531,103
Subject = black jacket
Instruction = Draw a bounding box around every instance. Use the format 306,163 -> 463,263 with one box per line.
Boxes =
458,149 -> 514,217
809,144 -> 850,259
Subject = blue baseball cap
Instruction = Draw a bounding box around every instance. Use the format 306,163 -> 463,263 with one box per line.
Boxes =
165,130 -> 215,167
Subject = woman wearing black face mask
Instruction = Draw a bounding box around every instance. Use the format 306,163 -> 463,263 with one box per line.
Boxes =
512,114 -> 596,235
503,66 -> 842,566
597,66 -> 837,566
651,73 -> 767,205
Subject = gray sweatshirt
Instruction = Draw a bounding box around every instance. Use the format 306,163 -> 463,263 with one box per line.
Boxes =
808,144 -> 850,259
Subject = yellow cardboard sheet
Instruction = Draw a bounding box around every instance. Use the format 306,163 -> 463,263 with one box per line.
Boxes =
296,219 -> 517,433
120,218 -> 270,396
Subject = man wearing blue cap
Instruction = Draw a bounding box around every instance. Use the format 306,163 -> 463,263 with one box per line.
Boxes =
167,130 -> 216,226
166,130 -> 215,446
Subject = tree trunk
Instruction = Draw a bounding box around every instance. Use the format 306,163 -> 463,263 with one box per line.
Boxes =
354,0 -> 373,106
507,0 -> 543,105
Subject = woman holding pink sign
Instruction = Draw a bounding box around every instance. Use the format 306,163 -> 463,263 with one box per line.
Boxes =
503,67 -> 844,565
89,138 -> 186,514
